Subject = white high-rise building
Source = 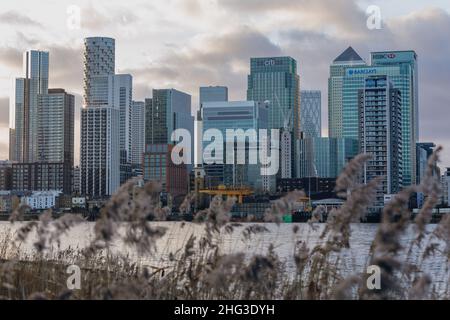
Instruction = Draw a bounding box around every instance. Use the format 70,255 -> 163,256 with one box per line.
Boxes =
131,101 -> 145,166
80,37 -> 120,198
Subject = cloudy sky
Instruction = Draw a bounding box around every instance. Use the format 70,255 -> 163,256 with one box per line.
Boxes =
0,0 -> 449,169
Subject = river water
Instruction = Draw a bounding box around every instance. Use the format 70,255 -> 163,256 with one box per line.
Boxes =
0,221 -> 448,295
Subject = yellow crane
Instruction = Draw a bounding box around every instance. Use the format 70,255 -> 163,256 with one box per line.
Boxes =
297,196 -> 312,212
199,185 -> 254,204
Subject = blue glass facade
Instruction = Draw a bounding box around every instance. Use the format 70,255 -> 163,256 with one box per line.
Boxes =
297,137 -> 357,178
199,86 -> 228,105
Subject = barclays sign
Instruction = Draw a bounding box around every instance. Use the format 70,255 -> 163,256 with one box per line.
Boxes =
346,68 -> 377,77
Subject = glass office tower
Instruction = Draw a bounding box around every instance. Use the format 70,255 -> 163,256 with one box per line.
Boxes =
146,89 -> 193,144
328,47 -> 367,139
145,89 -> 194,171
247,57 -> 300,180
201,101 -> 269,191
300,90 -> 321,138
13,50 -> 49,163
247,56 -> 300,138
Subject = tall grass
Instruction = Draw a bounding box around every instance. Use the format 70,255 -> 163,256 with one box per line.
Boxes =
0,148 -> 449,300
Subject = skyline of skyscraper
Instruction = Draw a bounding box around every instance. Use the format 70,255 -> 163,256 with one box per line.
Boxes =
1,34 -> 428,210
328,47 -> 418,187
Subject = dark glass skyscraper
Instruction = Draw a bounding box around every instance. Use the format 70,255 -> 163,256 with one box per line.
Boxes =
145,89 -> 193,147
247,57 -> 300,180
247,57 -> 300,139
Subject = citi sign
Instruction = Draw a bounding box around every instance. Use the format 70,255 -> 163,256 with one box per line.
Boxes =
347,68 -> 377,76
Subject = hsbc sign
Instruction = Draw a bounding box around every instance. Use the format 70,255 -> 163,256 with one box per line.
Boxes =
373,53 -> 397,60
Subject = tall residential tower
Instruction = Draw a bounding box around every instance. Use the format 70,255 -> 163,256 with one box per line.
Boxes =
80,37 -> 120,198
358,75 -> 403,209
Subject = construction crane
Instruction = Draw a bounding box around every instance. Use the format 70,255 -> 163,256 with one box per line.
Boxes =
297,196 -> 313,212
199,185 -> 254,204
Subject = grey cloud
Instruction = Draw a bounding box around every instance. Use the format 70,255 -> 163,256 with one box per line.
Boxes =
80,5 -> 139,30
15,31 -> 40,47
275,7 -> 450,146
384,9 -> 450,146
0,47 -> 22,69
0,32 -> 48,70
0,11 -> 42,27
48,46 -> 83,94
217,0 -> 368,38
0,97 -> 9,126
0,139 -> 8,159
0,38 -> 83,99
123,27 -> 282,103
